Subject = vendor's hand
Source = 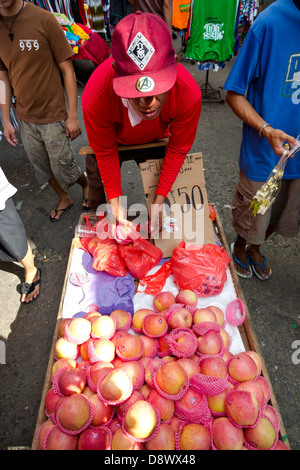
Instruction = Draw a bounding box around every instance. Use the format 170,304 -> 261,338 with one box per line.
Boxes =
149,195 -> 165,239
263,127 -> 298,157
3,122 -> 18,146
65,115 -> 82,141
107,197 -> 134,238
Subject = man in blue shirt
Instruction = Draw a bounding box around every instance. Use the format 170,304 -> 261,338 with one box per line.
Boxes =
224,0 -> 300,280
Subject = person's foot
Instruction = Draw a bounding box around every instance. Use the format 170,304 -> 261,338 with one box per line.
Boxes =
231,242 -> 252,278
82,184 -> 90,209
50,196 -> 73,221
246,245 -> 272,280
21,267 -> 41,303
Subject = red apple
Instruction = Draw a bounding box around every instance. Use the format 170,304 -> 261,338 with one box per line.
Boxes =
89,393 -> 114,426
58,318 -> 72,338
51,357 -> 77,377
45,388 -> 61,417
175,289 -> 197,307
58,368 -> 86,396
46,425 -> 78,450
147,389 -> 175,422
197,330 -> 223,355
132,308 -> 154,332
168,307 -> 193,329
145,423 -> 175,450
110,309 -> 132,331
143,314 -> 168,337
193,308 -> 217,325
78,426 -> 111,450
153,291 -> 175,312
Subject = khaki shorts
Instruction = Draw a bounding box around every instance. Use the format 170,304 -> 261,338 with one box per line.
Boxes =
19,120 -> 82,191
232,170 -> 300,245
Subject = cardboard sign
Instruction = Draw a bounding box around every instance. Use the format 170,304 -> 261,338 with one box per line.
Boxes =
139,153 -> 216,257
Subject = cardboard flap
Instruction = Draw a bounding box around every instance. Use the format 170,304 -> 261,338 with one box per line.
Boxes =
139,153 -> 215,257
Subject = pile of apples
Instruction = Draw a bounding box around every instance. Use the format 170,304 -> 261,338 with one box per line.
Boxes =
36,289 -> 289,450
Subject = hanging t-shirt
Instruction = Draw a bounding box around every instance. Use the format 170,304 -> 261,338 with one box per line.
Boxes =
185,0 -> 239,62
223,0 -> 300,181
172,0 -> 190,30
0,2 -> 74,124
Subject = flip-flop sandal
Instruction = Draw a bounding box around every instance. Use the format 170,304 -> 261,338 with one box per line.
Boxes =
230,242 -> 252,279
49,203 -> 73,222
249,255 -> 272,281
21,268 -> 41,303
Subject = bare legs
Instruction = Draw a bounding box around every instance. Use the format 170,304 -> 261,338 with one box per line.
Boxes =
232,225 -> 274,280
232,235 -> 252,277
78,173 -> 89,208
49,173 -> 89,220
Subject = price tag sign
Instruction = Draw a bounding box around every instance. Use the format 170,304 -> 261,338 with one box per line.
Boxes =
139,153 -> 215,257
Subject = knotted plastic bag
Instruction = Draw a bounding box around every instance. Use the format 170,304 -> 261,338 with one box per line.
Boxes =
171,241 -> 230,297
139,260 -> 172,295
88,237 -> 127,277
119,236 -> 163,279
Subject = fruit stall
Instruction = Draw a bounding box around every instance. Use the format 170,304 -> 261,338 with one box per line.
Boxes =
31,205 -> 290,451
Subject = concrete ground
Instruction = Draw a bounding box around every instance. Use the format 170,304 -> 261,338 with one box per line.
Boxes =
0,40 -> 299,450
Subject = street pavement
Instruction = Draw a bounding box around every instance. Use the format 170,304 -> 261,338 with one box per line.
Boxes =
0,46 -> 299,450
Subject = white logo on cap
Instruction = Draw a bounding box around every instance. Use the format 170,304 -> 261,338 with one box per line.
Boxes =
127,33 -> 155,70
136,76 -> 155,93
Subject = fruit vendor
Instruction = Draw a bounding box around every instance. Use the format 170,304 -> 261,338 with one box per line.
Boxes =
82,11 -> 202,237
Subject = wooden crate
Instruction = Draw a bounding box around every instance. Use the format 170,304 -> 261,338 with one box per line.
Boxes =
31,210 -> 290,450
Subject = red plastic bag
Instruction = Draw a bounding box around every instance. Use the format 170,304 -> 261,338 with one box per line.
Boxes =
88,237 -> 127,277
208,203 -> 216,221
139,260 -> 172,295
171,241 -> 230,297
119,236 -> 163,279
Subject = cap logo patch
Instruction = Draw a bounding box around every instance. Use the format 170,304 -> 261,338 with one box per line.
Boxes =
127,32 -> 155,70
135,76 -> 155,93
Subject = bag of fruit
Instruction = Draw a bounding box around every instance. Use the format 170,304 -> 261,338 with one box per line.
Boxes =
171,241 -> 230,297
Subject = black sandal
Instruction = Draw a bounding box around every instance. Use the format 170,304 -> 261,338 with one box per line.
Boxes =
82,197 -> 91,211
49,203 -> 73,222
21,268 -> 41,303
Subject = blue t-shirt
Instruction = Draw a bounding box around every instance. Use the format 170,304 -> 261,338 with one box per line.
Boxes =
223,0 -> 300,181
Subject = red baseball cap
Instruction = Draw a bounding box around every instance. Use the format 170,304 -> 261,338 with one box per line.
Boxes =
111,11 -> 177,99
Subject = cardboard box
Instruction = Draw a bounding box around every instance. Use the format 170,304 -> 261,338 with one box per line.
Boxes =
139,152 -> 216,258
31,210 -> 291,450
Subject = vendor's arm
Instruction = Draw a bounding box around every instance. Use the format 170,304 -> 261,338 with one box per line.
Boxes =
58,58 -> 82,141
107,196 -> 135,237
149,194 -> 165,238
82,65 -> 127,229
226,94 -> 297,158
0,70 -> 18,146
